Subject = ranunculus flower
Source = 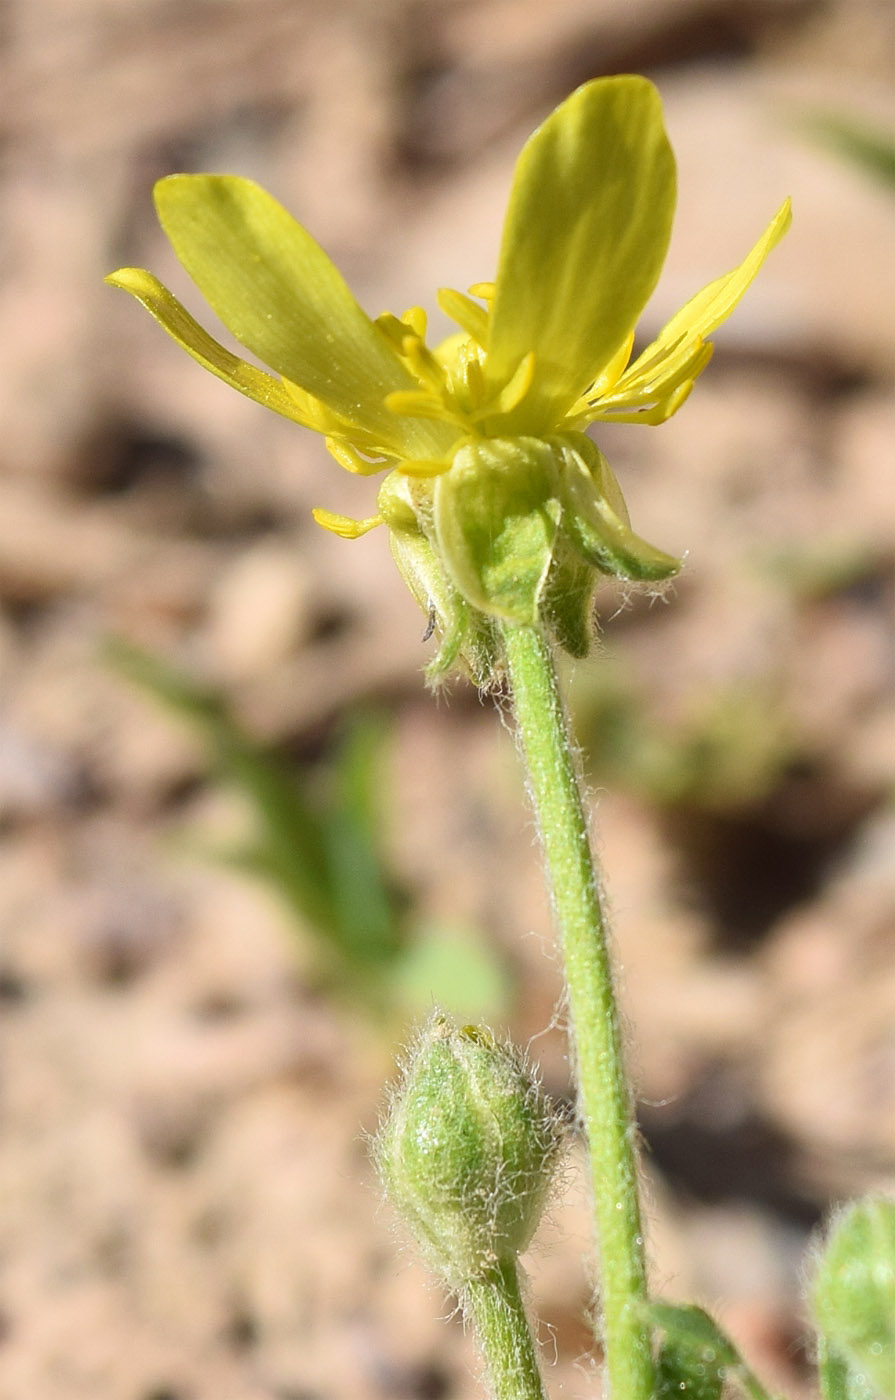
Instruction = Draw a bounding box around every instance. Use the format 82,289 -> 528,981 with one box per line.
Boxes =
108,76 -> 789,678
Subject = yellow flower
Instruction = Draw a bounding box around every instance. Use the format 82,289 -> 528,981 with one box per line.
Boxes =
108,76 -> 789,676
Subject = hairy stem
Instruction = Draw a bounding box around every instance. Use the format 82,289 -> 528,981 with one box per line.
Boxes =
499,620 -> 652,1399
463,1261 -> 547,1400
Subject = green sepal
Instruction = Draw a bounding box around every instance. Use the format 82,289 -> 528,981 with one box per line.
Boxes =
539,534 -> 598,659
379,471 -> 499,686
554,433 -> 681,582
434,437 -> 561,624
817,1336 -> 878,1400
811,1197 -> 895,1400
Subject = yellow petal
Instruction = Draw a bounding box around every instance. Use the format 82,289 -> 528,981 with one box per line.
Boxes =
583,198 -> 790,427
436,288 -> 489,347
593,337 -> 713,422
487,77 -> 676,431
106,268 -> 320,425
651,198 -> 792,351
153,175 -> 452,457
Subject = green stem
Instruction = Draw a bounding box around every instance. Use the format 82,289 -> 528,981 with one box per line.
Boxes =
499,621 -> 652,1399
463,1261 -> 547,1400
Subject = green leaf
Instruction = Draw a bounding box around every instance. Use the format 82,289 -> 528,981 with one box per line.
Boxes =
648,1303 -> 779,1400
555,434 -> 680,581
539,534 -> 597,659
434,437 -> 561,623
487,76 -> 676,432
153,175 -> 449,456
656,1341 -> 724,1399
812,1198 -> 895,1400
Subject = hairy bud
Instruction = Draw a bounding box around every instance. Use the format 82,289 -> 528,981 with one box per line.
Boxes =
811,1196 -> 895,1398
375,1014 -> 563,1291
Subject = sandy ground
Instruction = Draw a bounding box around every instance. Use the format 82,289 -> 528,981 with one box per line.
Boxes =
1,1 -> 894,1397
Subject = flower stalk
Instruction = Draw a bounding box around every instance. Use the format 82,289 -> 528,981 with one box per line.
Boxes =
463,1261 -> 548,1400
500,620 -> 652,1399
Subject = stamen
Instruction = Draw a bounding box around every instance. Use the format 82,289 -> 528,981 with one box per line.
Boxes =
496,350 -> 535,414
401,306 -> 428,339
605,330 -> 706,405
595,378 -> 697,425
401,337 -> 449,396
385,389 -> 469,431
597,338 -> 711,415
399,458 -> 452,478
462,351 -> 485,409
325,437 -> 391,476
588,331 -> 635,398
437,287 -> 489,347
374,311 -> 412,352
467,281 -> 495,305
311,508 -> 383,539
637,339 -> 712,399
472,350 -> 535,422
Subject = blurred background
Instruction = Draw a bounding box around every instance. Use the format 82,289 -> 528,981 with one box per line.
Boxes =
1,1 -> 893,1397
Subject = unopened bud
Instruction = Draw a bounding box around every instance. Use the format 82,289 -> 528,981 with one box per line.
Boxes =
811,1196 -> 895,1399
375,1014 -> 563,1291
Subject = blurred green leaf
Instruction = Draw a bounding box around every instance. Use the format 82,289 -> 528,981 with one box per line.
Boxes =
569,662 -> 794,812
798,110 -> 895,190
391,921 -> 510,1022
757,542 -> 885,601
107,637 -> 339,932
105,638 -> 508,1020
106,638 -> 401,989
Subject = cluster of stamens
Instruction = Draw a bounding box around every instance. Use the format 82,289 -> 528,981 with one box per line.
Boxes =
309,283 -> 710,542
370,286 -> 540,479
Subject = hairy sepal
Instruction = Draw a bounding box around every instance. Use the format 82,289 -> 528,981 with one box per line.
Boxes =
554,433 -> 681,582
434,437 -> 561,624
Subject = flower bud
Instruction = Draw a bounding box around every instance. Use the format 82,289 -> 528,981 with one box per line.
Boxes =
375,1014 -> 563,1291
811,1196 -> 895,1398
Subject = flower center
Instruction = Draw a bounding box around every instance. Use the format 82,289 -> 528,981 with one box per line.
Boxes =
371,297 -> 539,476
